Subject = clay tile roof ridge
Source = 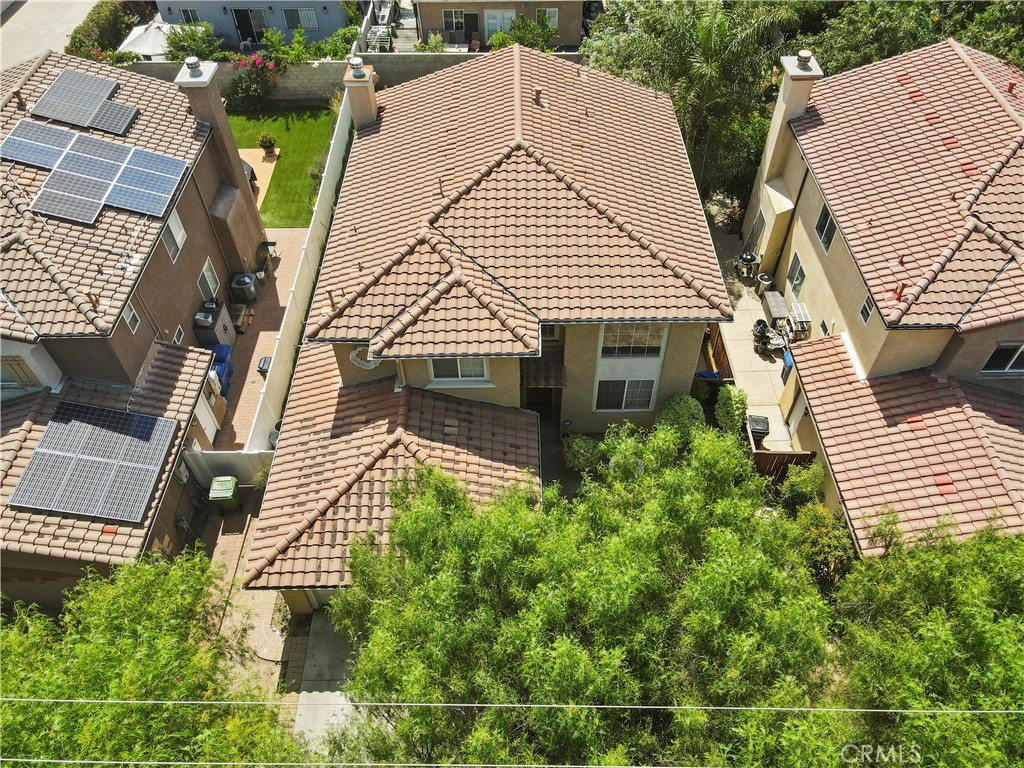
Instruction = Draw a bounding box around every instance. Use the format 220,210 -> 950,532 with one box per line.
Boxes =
520,141 -> 732,318
368,268 -> 462,354
946,376 -> 1024,516
959,134 -> 1024,214
243,428 -> 405,586
426,143 -> 519,223
949,39 -> 1024,129
1,228 -> 109,334
888,220 -> 976,325
0,50 -> 48,109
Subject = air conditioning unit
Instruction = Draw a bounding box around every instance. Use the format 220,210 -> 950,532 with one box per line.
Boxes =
174,460 -> 190,484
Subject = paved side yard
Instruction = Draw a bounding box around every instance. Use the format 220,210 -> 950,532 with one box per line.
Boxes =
1,0 -> 96,68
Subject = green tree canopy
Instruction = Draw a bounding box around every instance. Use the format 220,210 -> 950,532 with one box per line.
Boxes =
488,14 -> 559,52
1,552 -> 307,764
164,22 -> 224,62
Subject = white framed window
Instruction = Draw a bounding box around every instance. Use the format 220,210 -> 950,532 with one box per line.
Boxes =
172,325 -> 185,345
198,258 -> 220,300
484,9 -> 514,38
124,301 -> 140,334
1,356 -> 41,389
787,253 -> 805,299
536,8 -> 558,29
180,8 -> 201,23
982,343 -> 1024,374
540,324 -> 560,341
600,322 -> 666,358
161,209 -> 187,263
284,7 -> 318,30
820,320 -> 830,336
814,203 -> 837,253
430,358 -> 488,381
442,9 -> 464,30
250,8 -> 268,39
595,379 -> 655,411
859,293 -> 875,324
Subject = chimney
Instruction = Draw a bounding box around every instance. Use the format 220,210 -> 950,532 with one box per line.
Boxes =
344,57 -> 379,129
762,49 -> 824,179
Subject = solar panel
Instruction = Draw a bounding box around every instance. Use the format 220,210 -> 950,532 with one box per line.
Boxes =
9,402 -> 178,524
89,100 -> 139,135
0,136 -> 65,168
9,119 -> 77,148
31,69 -> 136,135
30,189 -> 105,224
127,149 -> 188,177
70,133 -> 132,164
105,184 -> 170,217
39,169 -> 113,201
58,151 -> 124,181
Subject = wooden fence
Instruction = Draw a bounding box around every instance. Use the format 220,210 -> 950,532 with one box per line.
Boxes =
709,323 -> 733,380
752,450 -> 817,483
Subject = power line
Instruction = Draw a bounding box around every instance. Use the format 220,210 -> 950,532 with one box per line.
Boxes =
1,698 -> 1020,716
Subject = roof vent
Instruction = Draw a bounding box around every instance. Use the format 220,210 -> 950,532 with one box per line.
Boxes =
797,49 -> 813,69
533,86 -> 544,105
349,56 -> 366,79
1009,79 -> 1019,94
185,56 -> 201,72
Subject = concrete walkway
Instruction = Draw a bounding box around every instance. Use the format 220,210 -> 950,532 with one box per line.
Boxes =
711,225 -> 794,452
294,611 -> 354,748
1,0 -> 97,69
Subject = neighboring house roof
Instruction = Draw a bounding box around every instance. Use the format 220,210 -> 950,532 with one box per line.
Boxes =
0,52 -> 209,341
244,343 -> 540,589
792,334 -> 1024,557
791,40 -> 1024,330
0,342 -> 212,566
308,45 -> 731,354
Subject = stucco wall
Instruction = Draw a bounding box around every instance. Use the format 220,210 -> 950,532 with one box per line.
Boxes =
160,2 -> 353,47
0,551 -> 106,612
934,318 -> 1024,395
402,357 -> 521,407
416,2 -> 584,46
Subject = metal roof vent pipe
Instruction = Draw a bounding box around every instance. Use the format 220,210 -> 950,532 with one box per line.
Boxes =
345,56 -> 380,130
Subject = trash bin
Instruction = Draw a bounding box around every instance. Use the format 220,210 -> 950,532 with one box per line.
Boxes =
208,476 -> 240,512
755,273 -> 774,297
747,415 -> 770,450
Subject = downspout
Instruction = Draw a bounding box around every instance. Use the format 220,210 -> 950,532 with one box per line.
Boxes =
770,164 -> 810,280
395,359 -> 407,391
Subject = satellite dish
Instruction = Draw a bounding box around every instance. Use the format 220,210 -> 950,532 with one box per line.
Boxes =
349,345 -> 381,369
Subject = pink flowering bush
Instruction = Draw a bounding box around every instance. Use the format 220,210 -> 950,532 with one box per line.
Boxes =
226,52 -> 286,111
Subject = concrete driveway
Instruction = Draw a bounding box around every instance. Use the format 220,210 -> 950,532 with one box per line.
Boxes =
1,0 -> 97,69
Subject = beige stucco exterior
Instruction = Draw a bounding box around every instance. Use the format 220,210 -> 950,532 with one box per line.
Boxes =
416,1 -> 584,47
403,356 -> 522,408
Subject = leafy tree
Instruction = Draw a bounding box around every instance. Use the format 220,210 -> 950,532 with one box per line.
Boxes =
328,427 -> 841,764
713,383 -> 748,436
310,26 -> 362,59
414,32 -> 448,53
795,502 -> 854,589
582,0 -> 798,198
654,393 -> 706,443
777,460 -> 825,514
164,22 -> 223,61
834,528 -> 1024,765
288,27 -> 311,63
488,14 -> 559,52
0,551 -> 306,764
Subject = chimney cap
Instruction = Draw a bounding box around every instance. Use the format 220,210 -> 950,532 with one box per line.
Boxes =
185,56 -> 201,72
797,49 -> 813,67
349,56 -> 366,78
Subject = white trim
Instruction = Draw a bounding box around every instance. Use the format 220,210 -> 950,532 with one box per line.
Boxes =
172,325 -> 185,345
593,378 -> 657,412
161,209 -> 186,263
787,252 -> 805,299
859,293 -> 875,324
981,341 -> 1024,375
198,257 -> 220,300
124,301 -> 140,334
429,357 -> 490,383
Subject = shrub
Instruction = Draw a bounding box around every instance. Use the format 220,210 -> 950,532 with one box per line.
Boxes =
165,22 -> 223,61
713,384 -> 747,436
65,0 -> 131,56
487,14 -> 558,52
287,27 -> 310,64
414,32 -> 447,53
654,393 -> 705,444
777,461 -> 825,514
795,502 -> 854,589
310,26 -> 361,59
225,53 -> 282,111
562,433 -> 602,475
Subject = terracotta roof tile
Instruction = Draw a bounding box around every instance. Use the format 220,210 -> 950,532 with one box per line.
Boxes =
244,343 -> 540,589
792,335 -> 1023,556
0,343 -> 212,565
791,40 -> 1023,329
1,53 -> 209,340
308,46 -> 730,351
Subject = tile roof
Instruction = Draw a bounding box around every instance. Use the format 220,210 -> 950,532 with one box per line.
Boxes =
791,40 -> 1023,330
792,334 -> 1024,557
308,45 -> 731,353
0,342 -> 211,566
244,343 -> 541,589
1,53 -> 209,341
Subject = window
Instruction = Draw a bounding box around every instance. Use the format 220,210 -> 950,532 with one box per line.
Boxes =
601,323 -> 665,358
284,7 -> 318,30
1,356 -> 40,389
859,294 -> 875,324
172,325 -> 185,345
820,320 -> 830,336
484,9 -> 514,37
198,258 -> 220,300
540,324 -> 559,341
124,301 -> 140,334
161,209 -> 186,263
814,203 -> 837,253
982,343 -> 1024,373
443,9 -> 465,30
744,211 -> 765,254
596,379 -> 655,411
180,8 -> 201,23
786,253 -> 805,299
536,8 -> 558,29
249,9 -> 268,40
430,358 -> 487,381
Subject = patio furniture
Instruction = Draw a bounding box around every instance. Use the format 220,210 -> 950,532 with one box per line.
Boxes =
469,31 -> 481,52
762,290 -> 789,329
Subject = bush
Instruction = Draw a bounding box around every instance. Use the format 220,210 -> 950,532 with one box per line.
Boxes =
654,393 -> 705,444
287,27 -> 310,63
777,461 -> 825,514
562,433 -> 602,475
414,32 -> 447,53
795,502 -> 854,589
165,22 -> 223,61
310,26 -> 361,59
713,384 -> 747,436
487,14 -> 558,52
225,53 -> 283,111
65,0 -> 131,56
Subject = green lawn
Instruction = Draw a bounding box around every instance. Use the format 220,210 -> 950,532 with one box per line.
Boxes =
227,108 -> 335,228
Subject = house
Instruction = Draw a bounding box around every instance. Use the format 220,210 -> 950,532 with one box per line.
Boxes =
0,53 -> 267,607
414,1 -> 600,48
243,46 -> 731,612
160,2 -> 353,49
742,41 -> 1024,554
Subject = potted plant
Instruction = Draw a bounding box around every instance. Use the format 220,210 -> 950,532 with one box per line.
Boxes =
257,131 -> 277,157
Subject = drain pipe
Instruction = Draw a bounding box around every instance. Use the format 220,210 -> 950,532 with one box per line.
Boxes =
395,359 -> 407,391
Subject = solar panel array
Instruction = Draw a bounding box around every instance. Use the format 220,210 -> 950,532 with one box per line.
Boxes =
9,402 -> 178,524
31,69 -> 139,135
0,119 -> 188,223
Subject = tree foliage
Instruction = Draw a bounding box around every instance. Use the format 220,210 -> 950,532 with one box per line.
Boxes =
713,383 -> 748,435
654,393 -> 706,443
0,552 -> 306,764
65,0 -> 152,62
164,22 -> 223,62
488,14 -> 559,52
414,32 -> 448,53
